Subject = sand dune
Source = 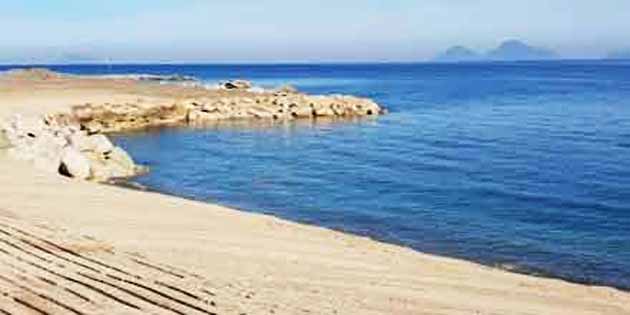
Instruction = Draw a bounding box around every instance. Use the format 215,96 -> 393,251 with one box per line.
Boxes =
1,70 -> 630,314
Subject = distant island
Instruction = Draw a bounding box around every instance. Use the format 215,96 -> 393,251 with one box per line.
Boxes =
434,46 -> 480,62
434,40 -> 557,62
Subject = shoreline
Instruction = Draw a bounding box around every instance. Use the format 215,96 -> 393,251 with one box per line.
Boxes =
114,171 -> 630,293
1,68 -> 630,314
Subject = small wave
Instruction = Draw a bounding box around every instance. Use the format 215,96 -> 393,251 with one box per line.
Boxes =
473,184 -> 628,216
96,73 -> 199,82
198,81 -> 273,93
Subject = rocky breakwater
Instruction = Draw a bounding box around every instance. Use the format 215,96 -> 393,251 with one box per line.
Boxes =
185,88 -> 384,124
0,70 -> 385,182
70,82 -> 385,134
1,115 -> 143,182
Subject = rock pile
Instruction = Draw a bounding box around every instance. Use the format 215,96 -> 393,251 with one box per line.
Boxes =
68,90 -> 384,133
184,93 -> 382,123
1,70 -> 386,182
1,115 -> 142,181
71,102 -> 187,134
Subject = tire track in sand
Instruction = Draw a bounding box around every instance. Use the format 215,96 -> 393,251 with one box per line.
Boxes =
0,215 -> 285,314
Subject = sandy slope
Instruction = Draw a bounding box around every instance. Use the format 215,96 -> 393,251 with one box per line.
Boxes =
1,71 -> 630,314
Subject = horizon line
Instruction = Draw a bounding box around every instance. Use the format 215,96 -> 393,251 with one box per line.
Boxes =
1,57 -> 628,67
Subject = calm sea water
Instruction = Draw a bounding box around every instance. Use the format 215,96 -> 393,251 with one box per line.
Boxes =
4,62 -> 630,289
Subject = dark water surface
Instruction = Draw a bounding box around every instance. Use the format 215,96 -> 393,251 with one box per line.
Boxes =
4,62 -> 630,289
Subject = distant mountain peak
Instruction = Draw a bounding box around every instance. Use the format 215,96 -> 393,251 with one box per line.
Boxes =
434,40 -> 557,63
497,39 -> 528,47
487,40 -> 556,61
434,46 -> 479,62
445,45 -> 474,53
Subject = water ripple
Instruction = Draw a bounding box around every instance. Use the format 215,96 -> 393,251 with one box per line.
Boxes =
97,62 -> 630,290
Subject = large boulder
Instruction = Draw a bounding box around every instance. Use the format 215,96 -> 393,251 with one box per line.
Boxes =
31,135 -> 65,173
311,100 -> 335,117
291,106 -> 314,118
3,115 -> 141,181
89,134 -> 114,153
33,149 -> 63,174
59,147 -> 91,180
90,147 -> 140,181
70,133 -> 113,154
2,115 -> 45,145
5,127 -> 66,174
107,147 -> 136,174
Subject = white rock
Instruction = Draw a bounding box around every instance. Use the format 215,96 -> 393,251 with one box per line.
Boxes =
15,116 -> 47,138
90,135 -> 114,153
87,159 -> 113,182
60,147 -> 91,180
70,133 -> 113,153
88,146 -> 138,181
107,147 -> 136,173
68,133 -> 88,149
33,149 -> 62,174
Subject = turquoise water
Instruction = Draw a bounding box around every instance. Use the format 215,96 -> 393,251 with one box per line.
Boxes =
4,62 -> 630,289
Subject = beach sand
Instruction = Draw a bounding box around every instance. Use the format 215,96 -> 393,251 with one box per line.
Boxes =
1,71 -> 629,314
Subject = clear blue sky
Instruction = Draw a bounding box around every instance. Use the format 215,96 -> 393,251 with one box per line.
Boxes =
1,0 -> 629,63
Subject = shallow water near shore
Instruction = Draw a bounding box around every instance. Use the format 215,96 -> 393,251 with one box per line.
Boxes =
5,62 -> 630,290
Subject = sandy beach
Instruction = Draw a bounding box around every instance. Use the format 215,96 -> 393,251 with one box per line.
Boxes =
1,70 -> 630,315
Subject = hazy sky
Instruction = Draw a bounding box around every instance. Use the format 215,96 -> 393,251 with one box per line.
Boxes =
1,0 -> 629,63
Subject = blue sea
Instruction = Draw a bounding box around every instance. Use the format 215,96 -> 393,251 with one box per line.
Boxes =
3,62 -> 630,290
